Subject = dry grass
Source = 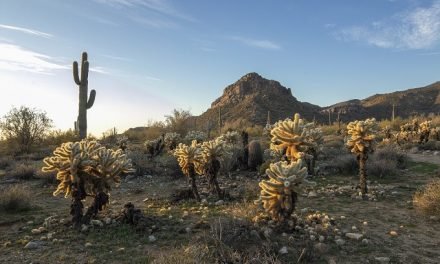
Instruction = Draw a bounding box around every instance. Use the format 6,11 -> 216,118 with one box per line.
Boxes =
35,169 -> 57,185
0,155 -> 13,170
9,163 -> 36,180
413,179 -> 440,216
0,184 -> 32,212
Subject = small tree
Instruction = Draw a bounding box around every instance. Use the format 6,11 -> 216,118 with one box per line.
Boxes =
346,118 -> 378,195
165,109 -> 192,135
0,106 -> 53,153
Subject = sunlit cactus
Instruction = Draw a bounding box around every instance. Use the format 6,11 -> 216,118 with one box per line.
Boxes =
270,113 -> 312,162
258,159 -> 307,222
198,139 -> 228,198
418,120 -> 432,144
42,140 -> 133,227
173,140 -> 203,201
346,118 -> 378,195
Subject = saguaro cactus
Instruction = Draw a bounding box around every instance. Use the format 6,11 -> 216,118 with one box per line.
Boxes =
73,52 -> 96,139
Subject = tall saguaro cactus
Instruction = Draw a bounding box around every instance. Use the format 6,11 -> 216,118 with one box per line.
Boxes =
73,52 -> 96,139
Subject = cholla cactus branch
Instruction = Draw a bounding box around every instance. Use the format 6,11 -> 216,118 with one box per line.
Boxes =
198,139 -> 228,198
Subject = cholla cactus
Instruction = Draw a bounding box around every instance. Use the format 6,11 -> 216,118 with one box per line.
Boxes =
173,140 -> 202,201
116,135 -> 128,151
346,118 -> 378,195
184,130 -> 207,143
42,140 -> 133,227
270,113 -> 312,162
418,120 -> 432,144
303,127 -> 323,175
258,159 -> 307,222
144,135 -> 165,157
216,131 -> 241,145
198,140 -> 228,198
164,132 -> 181,150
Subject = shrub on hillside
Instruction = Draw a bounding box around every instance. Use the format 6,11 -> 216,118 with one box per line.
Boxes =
0,156 -> 13,170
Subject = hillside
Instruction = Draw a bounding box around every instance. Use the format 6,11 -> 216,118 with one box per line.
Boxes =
322,82 -> 440,122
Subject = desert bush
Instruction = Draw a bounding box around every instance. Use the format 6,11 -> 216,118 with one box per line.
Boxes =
219,145 -> 242,177
374,145 -> 409,169
328,154 -> 358,175
367,159 -> 398,178
9,163 -> 35,180
418,140 -> 440,151
0,106 -> 53,153
413,179 -> 440,216
35,170 -> 57,185
0,184 -> 32,212
165,108 -> 192,135
0,155 -> 13,170
44,129 -> 78,146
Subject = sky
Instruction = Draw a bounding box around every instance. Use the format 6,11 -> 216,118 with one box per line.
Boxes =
0,0 -> 439,136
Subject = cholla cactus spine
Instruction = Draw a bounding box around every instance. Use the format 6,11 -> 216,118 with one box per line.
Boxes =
346,118 -> 378,195
258,159 -> 307,222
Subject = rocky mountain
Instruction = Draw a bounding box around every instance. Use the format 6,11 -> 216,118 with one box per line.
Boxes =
195,73 -> 440,128
322,81 -> 440,122
194,73 -> 323,129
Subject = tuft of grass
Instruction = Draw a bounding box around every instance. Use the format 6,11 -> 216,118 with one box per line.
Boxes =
413,179 -> 440,216
35,170 -> 57,185
0,184 -> 32,212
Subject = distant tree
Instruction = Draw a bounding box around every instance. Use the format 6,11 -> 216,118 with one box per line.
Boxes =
165,109 -> 192,135
0,106 -> 53,153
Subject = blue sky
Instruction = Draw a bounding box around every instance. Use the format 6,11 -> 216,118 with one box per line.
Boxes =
0,0 -> 439,135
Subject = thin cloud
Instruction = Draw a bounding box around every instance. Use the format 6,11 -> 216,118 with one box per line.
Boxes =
131,15 -> 177,29
0,43 -> 67,74
100,54 -> 132,62
94,0 -> 195,22
0,24 -> 53,38
230,36 -> 281,50
90,66 -> 110,74
335,1 -> 440,49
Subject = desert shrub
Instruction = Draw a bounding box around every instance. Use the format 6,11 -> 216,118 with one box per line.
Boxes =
35,170 -> 57,185
374,145 -> 409,169
9,163 -> 35,180
245,125 -> 264,137
258,159 -> 271,175
219,145 -> 242,177
418,140 -> 440,151
0,184 -> 32,212
44,129 -> 78,146
367,159 -> 399,178
413,179 -> 440,216
0,106 -> 53,153
165,108 -> 192,135
0,155 -> 13,170
329,154 -> 358,175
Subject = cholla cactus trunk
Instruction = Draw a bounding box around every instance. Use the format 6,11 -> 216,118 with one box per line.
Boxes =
70,181 -> 86,228
83,192 -> 109,223
188,164 -> 201,202
358,153 -> 368,194
206,159 -> 222,198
